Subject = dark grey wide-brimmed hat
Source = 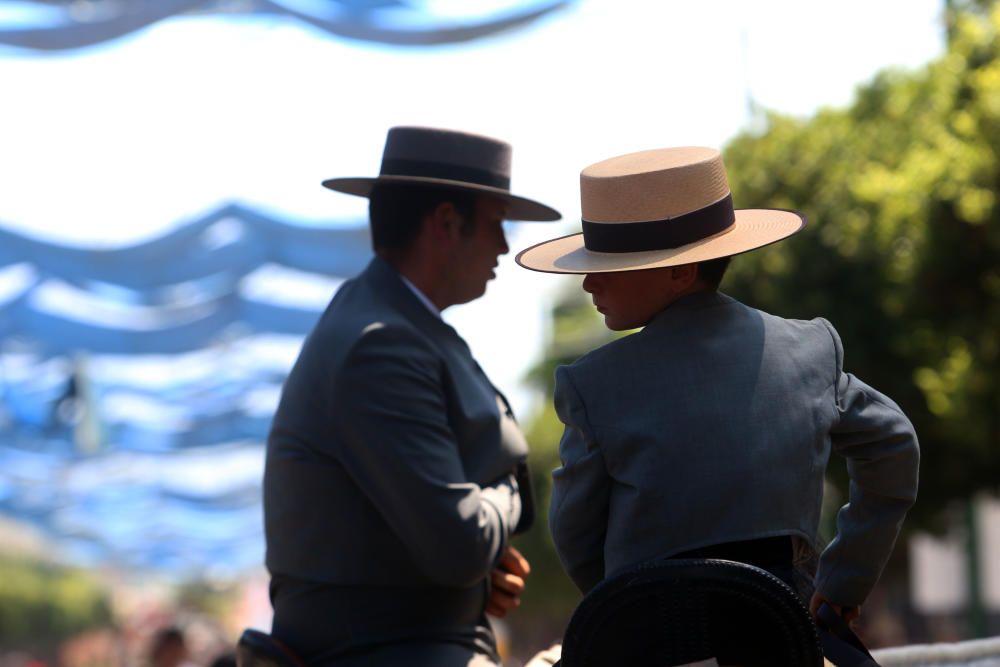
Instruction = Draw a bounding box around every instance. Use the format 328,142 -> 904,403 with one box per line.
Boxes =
322,126 -> 561,221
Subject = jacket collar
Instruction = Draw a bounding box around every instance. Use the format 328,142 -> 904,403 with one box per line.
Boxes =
644,289 -> 736,332
362,255 -> 468,346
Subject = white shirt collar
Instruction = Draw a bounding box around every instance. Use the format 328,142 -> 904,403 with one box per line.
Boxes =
399,274 -> 441,319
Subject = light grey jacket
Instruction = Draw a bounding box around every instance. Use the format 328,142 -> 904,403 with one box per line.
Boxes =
550,291 -> 919,607
264,256 -> 532,660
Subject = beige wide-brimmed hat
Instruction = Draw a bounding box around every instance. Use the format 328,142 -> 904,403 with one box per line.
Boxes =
515,146 -> 805,273
323,126 -> 561,222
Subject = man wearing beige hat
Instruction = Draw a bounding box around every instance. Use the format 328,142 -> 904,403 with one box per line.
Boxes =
263,126 -> 560,665
517,147 -> 919,630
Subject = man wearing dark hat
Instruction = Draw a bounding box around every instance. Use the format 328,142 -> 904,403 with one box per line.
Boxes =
517,147 -> 919,629
263,127 -> 560,665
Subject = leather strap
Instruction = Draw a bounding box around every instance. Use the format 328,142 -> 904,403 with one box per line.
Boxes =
816,603 -> 881,667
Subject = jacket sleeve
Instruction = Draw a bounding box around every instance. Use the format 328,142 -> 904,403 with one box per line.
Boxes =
330,323 -> 520,589
550,365 -> 610,594
814,319 -> 920,607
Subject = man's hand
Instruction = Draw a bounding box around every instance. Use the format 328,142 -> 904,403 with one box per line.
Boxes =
485,545 -> 531,618
809,591 -> 860,623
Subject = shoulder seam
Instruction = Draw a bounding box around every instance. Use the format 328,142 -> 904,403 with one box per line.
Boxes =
556,364 -> 600,449
815,317 -> 842,403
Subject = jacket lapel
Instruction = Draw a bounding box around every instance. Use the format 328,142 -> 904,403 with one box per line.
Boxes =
362,256 -> 471,354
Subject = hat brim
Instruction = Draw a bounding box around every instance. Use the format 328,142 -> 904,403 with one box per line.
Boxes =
322,176 -> 561,222
515,209 -> 806,273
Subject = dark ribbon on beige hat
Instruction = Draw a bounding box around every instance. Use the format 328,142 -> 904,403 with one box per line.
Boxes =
582,193 -> 735,253
381,158 -> 511,190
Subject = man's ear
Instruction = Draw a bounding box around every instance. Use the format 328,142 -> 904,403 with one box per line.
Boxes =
426,201 -> 460,241
670,263 -> 699,288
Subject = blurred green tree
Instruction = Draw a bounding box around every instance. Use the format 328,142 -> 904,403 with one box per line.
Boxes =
723,2 -> 1000,529
0,556 -> 113,653
507,284 -> 613,657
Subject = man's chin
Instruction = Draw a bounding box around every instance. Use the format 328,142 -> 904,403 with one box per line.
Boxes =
604,315 -> 638,331
455,285 -> 489,306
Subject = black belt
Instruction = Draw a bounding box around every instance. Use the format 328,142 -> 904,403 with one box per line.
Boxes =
672,536 -> 793,569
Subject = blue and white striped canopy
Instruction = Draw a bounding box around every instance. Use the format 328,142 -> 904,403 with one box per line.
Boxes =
0,0 -> 573,51
0,203 -> 371,577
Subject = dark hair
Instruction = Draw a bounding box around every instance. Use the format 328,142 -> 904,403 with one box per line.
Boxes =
368,183 -> 478,252
696,256 -> 731,290
150,626 -> 185,659
209,653 -> 237,667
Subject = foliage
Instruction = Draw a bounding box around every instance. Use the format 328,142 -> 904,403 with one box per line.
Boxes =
507,284 -> 614,654
175,578 -> 240,621
0,556 -> 113,651
723,4 -> 1000,528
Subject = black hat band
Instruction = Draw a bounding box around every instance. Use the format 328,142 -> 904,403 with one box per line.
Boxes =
380,158 -> 510,191
582,193 -> 735,253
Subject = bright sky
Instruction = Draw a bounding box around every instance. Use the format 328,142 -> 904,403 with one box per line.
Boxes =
0,0 -> 946,418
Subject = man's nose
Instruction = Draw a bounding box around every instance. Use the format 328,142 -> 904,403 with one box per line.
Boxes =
582,273 -> 599,293
498,230 -> 509,255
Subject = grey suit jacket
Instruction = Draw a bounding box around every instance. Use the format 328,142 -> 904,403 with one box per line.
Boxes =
264,256 -> 532,660
550,291 -> 919,608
